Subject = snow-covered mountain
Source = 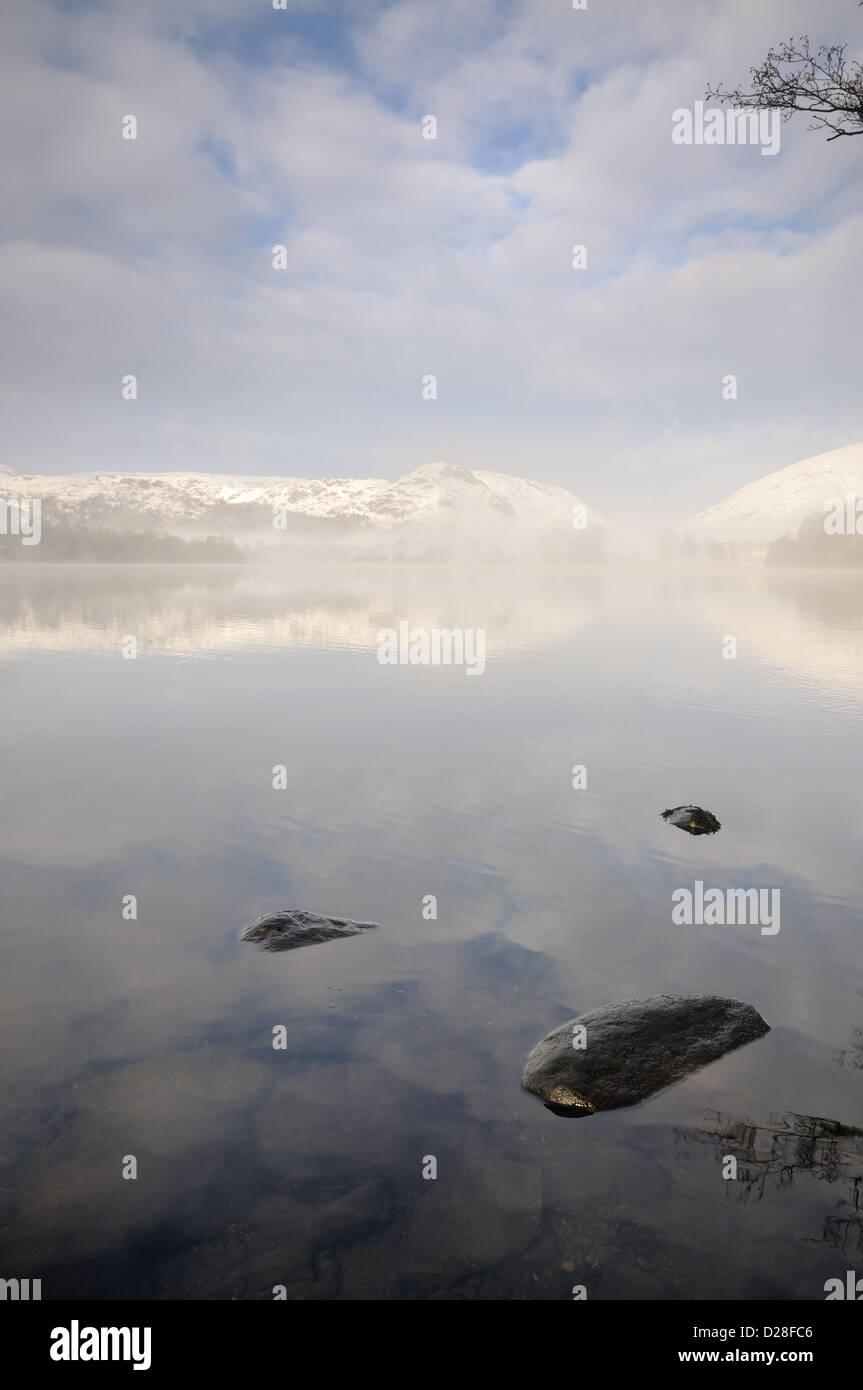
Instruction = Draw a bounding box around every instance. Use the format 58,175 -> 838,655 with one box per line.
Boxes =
0,460 -> 601,558
687,443 -> 863,542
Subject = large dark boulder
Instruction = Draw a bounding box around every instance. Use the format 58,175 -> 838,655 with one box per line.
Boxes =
240,909 -> 378,953
523,994 -> 769,1116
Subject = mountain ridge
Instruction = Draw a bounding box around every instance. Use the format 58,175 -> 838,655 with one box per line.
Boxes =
687,442 -> 863,542
0,460 -> 602,559
0,460 -> 598,528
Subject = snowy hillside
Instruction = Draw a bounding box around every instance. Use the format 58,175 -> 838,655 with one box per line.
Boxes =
687,443 -> 863,542
0,460 -> 600,556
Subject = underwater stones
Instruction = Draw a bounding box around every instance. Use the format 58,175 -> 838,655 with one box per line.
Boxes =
662,805 -> 721,836
393,1159 -> 543,1288
523,994 -> 770,1116
240,909 -> 378,953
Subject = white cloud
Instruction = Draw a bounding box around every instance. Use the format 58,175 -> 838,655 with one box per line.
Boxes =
1,0 -> 862,521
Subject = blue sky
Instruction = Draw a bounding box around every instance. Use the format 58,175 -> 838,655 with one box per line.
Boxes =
2,0 -> 862,521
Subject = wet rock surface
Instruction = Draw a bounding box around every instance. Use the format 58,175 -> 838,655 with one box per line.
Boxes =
523,994 -> 770,1116
240,909 -> 378,953
662,805 -> 721,835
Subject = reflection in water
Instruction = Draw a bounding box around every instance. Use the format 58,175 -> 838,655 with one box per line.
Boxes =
0,564 -> 601,659
2,564 -> 863,1298
675,1108 -> 863,1256
833,1029 -> 863,1072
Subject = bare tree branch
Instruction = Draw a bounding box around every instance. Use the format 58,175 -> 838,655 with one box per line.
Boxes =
707,27 -> 863,140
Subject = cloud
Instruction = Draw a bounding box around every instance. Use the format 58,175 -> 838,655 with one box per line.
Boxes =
1,0 -> 862,520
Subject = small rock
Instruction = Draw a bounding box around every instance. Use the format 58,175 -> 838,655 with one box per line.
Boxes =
523,994 -> 769,1116
240,909 -> 378,953
662,805 -> 721,836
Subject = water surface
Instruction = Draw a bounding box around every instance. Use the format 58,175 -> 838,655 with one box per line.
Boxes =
1,563 -> 862,1299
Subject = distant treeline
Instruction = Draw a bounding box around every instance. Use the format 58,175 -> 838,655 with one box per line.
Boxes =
657,515 -> 863,567
325,525 -> 609,564
0,526 -> 244,563
766,515 -> 863,567
0,520 -> 606,565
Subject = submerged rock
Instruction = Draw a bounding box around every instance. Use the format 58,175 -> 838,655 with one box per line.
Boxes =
523,994 -> 769,1116
240,909 -> 378,953
662,805 -> 721,836
388,1160 -> 542,1291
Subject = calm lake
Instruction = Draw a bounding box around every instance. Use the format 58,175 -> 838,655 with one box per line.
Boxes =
1,563 -> 862,1300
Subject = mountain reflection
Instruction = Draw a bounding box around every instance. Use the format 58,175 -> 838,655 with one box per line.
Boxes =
3,567 -> 863,701
0,564 -> 600,658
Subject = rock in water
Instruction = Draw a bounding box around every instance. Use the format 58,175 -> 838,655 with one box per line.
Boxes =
523,994 -> 769,1116
240,909 -> 378,953
662,805 -> 721,835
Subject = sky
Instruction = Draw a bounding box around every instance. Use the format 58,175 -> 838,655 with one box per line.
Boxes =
1,0 -> 862,524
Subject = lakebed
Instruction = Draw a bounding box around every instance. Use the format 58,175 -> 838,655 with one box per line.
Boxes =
1,562 -> 862,1299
